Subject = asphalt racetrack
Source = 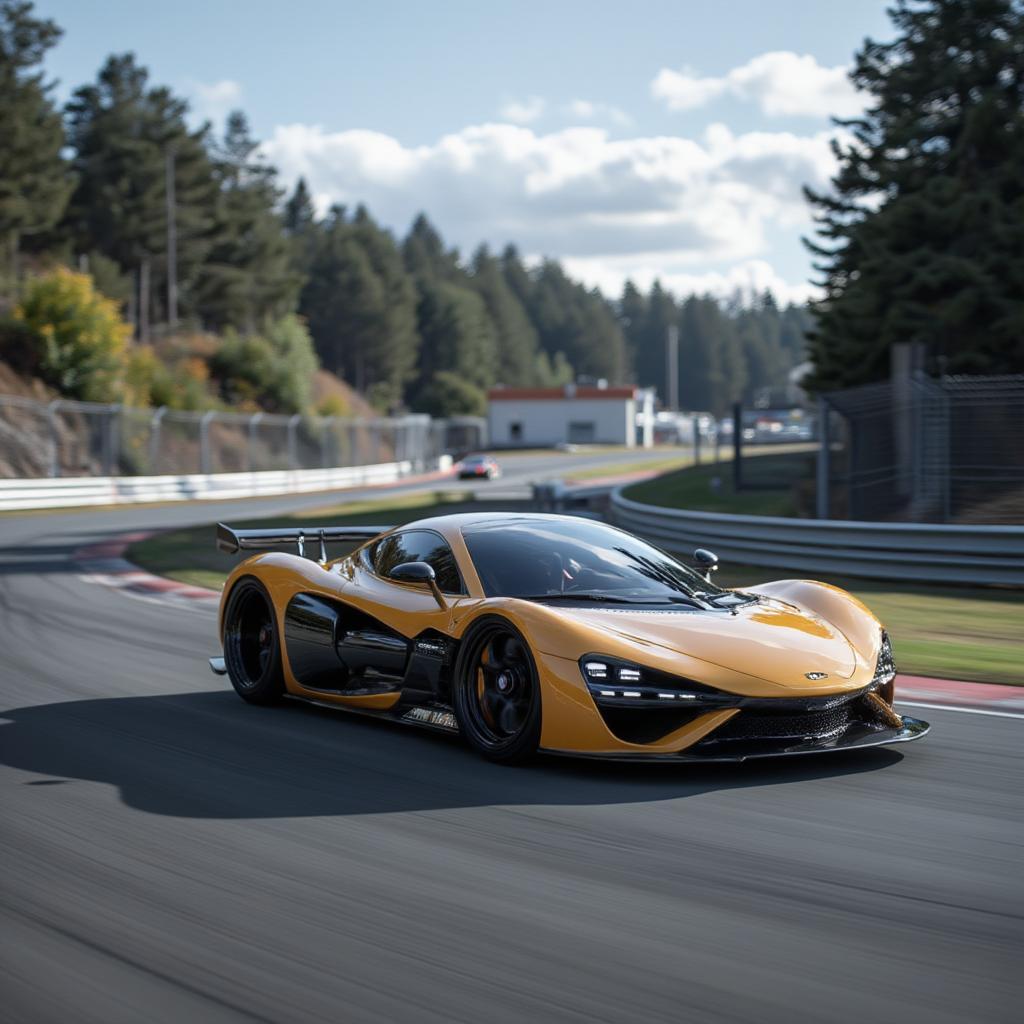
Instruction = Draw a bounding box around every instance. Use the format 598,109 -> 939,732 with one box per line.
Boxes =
1,451 -> 1021,1023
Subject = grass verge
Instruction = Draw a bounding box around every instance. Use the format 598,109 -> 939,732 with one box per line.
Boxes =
622,451 -> 813,516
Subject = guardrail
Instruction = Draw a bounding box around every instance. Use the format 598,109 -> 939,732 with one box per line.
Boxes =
0,457 -> 453,511
610,489 -> 1024,586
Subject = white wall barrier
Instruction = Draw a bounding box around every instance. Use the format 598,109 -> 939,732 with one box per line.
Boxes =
611,488 -> 1024,587
0,456 -> 453,511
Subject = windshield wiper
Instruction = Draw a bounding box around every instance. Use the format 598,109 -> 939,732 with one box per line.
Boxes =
516,592 -> 707,607
661,594 -> 711,609
514,593 -> 648,605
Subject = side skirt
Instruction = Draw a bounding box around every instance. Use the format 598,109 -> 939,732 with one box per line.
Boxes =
282,693 -> 460,734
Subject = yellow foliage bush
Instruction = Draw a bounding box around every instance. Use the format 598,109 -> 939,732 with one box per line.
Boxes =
16,267 -> 132,402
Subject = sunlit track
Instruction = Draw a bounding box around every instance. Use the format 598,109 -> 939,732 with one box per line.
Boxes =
0,452 -> 1020,1024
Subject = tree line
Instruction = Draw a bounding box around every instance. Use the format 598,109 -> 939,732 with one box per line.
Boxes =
1,0 -> 811,417
804,0 -> 1023,388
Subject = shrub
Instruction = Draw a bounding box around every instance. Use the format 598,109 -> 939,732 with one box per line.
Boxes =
414,370 -> 486,417
209,314 -> 319,414
317,394 -> 350,417
15,268 -> 131,402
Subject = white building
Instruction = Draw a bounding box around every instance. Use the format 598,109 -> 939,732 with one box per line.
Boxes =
487,385 -> 654,448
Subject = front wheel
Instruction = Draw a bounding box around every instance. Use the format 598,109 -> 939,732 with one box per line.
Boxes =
222,577 -> 285,705
452,617 -> 541,763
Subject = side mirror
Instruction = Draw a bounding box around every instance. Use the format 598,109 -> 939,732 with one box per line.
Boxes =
388,561 -> 447,609
693,548 -> 719,583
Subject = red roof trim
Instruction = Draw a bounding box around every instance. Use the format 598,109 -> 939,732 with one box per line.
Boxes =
487,387 -> 637,401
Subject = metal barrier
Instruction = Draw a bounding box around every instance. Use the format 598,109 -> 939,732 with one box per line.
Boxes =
610,489 -> 1024,586
0,457 -> 455,511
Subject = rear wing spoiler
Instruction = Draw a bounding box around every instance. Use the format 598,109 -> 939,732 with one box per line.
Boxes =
216,522 -> 392,558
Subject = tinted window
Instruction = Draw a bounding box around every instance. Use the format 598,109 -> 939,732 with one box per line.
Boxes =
463,518 -> 725,602
372,530 -> 464,594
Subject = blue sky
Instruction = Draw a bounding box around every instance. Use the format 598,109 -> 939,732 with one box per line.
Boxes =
41,0 -> 895,302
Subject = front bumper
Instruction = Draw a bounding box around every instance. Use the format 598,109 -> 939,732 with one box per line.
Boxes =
551,714 -> 930,762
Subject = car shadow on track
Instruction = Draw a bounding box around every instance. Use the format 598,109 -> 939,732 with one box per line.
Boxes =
0,689 -> 902,819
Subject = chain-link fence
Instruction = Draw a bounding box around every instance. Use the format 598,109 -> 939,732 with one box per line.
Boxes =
819,373 -> 1024,524
0,396 -> 487,479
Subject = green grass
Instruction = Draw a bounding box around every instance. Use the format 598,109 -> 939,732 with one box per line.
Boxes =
565,453 -> 695,481
129,489 -> 1023,686
623,454 -> 810,517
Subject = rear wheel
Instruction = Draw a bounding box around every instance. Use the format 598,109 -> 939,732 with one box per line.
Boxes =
222,578 -> 285,705
453,617 -> 541,763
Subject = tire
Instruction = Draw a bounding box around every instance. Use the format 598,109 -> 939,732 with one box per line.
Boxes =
222,577 -> 285,705
452,616 -> 542,763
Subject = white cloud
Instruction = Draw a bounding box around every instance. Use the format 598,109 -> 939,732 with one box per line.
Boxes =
652,51 -> 864,119
563,99 -> 632,126
499,96 -> 546,124
263,120 -> 839,302
650,68 -> 728,112
185,78 -> 243,125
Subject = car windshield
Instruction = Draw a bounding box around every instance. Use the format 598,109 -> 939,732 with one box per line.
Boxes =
462,518 -> 728,603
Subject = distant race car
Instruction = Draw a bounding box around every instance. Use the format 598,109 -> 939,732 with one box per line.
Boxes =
210,513 -> 929,764
457,454 -> 501,480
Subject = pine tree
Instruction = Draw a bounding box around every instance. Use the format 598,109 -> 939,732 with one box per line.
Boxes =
470,245 -> 539,387
283,176 -> 319,277
410,278 -> 498,412
619,281 -> 647,378
735,292 -> 788,400
677,296 -> 747,417
196,111 -> 300,332
804,0 -> 1024,388
526,260 -> 628,382
403,213 -> 461,281
632,281 -> 678,399
0,1 -> 73,285
63,54 -> 218,332
301,206 -> 419,410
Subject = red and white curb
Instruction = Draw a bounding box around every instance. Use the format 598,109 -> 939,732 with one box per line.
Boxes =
74,532 -> 220,613
73,531 -> 1023,715
896,676 -> 1024,718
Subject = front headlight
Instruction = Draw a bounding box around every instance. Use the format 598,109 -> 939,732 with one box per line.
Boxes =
580,656 -> 726,705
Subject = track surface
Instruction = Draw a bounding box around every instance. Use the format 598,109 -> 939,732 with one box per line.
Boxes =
1,451 -> 1021,1023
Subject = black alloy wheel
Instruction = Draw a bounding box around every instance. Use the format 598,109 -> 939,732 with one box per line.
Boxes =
222,577 -> 285,704
453,617 -> 541,763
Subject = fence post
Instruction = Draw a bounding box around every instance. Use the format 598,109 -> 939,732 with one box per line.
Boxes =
288,414 -> 300,470
693,417 -> 701,465
247,413 -> 263,473
816,396 -> 830,520
47,399 -> 61,478
320,416 -> 331,469
199,410 -> 215,474
149,406 -> 166,475
104,404 -> 122,476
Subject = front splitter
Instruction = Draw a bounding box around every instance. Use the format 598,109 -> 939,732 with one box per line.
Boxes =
543,716 -> 930,763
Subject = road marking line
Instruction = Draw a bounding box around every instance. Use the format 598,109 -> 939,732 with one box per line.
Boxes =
897,700 -> 1024,720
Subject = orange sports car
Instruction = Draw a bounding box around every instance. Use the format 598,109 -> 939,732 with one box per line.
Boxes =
209,512 -> 929,763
